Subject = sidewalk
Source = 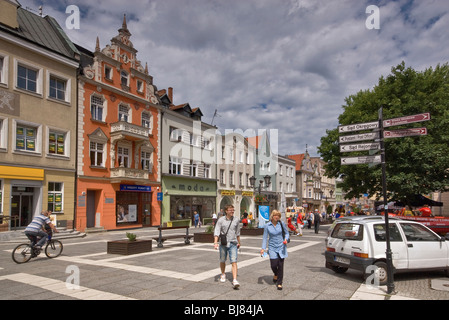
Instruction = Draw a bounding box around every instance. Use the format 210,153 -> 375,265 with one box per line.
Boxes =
351,284 -> 417,300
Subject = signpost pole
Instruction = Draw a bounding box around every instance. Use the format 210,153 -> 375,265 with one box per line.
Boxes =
378,106 -> 395,294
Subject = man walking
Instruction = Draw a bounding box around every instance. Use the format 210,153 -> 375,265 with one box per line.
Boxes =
313,209 -> 322,234
214,204 -> 241,289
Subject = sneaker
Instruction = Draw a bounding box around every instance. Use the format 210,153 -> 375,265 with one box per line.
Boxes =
232,279 -> 240,289
220,274 -> 226,283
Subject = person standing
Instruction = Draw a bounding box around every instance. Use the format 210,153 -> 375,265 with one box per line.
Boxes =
193,211 -> 200,228
306,211 -> 312,229
260,210 -> 289,290
313,209 -> 322,234
214,205 -> 241,289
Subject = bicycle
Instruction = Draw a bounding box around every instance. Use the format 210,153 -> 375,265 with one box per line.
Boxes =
12,230 -> 63,264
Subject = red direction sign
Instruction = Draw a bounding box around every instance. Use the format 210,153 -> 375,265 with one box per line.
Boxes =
383,113 -> 430,128
384,127 -> 427,138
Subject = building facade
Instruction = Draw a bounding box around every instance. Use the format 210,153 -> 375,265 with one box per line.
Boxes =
0,1 -> 79,229
159,88 -> 217,226
217,132 -> 255,219
75,16 -> 161,232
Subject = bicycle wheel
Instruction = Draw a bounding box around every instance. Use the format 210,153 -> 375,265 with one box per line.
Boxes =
12,243 -> 33,264
45,240 -> 63,258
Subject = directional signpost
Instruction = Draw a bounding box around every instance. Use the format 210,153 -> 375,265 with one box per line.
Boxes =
338,108 -> 431,295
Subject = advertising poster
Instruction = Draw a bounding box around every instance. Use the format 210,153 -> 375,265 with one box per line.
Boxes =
258,205 -> 270,228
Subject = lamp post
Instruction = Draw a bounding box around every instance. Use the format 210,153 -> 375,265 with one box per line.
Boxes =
249,175 -> 271,222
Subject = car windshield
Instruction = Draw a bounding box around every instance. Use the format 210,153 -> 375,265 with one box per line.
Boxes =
331,223 -> 363,241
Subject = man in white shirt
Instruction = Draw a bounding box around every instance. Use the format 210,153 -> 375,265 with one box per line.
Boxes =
25,210 -> 58,248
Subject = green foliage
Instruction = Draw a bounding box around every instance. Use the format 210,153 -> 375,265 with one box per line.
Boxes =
126,232 -> 137,241
319,62 -> 449,205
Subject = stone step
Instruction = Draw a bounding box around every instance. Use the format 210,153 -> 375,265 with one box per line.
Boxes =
0,228 -> 86,242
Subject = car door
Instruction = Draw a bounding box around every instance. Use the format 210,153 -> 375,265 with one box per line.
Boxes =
372,222 -> 408,270
399,222 -> 448,269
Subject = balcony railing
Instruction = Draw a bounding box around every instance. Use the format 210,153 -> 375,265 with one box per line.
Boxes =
110,121 -> 150,141
110,167 -> 149,180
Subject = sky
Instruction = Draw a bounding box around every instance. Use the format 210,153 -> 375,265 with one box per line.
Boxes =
17,0 -> 449,157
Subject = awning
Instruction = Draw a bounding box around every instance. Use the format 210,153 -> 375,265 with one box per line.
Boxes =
408,194 -> 443,207
0,166 -> 44,181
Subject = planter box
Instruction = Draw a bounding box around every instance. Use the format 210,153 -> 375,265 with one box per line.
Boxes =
107,239 -> 152,255
0,224 -> 9,232
193,232 -> 214,243
240,228 -> 264,236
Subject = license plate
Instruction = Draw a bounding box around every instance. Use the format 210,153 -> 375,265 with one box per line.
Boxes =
334,256 -> 350,264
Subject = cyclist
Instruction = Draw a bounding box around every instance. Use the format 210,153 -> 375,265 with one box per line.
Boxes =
24,210 -> 58,252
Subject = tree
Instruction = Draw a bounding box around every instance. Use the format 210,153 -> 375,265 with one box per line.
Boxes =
318,62 -> 449,206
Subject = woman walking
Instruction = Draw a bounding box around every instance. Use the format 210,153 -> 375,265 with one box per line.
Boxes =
260,210 -> 289,290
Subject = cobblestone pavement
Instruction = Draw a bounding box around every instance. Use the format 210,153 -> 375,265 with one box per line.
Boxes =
1,225 -> 449,302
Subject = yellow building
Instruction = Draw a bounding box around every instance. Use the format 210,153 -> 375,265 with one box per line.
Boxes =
0,1 -> 80,229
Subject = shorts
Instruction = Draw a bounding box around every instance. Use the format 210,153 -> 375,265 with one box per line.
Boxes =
219,242 -> 238,263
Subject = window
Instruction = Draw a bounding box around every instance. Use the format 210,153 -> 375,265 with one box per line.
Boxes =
118,147 -> 130,168
16,124 -> 37,151
374,223 -> 403,242
0,118 -> 7,151
48,131 -> 66,156
119,104 -> 129,122
220,169 -> 225,184
136,80 -> 143,93
331,223 -> 364,241
0,56 -> 6,85
229,171 -> 234,186
189,160 -> 198,177
169,127 -> 183,141
104,65 -> 112,80
204,164 -> 211,178
141,112 -> 151,128
91,95 -> 104,121
48,182 -> 63,213
17,64 -> 37,92
239,172 -> 243,186
169,156 -> 182,175
400,223 -> 440,242
141,151 -> 152,170
90,142 -> 103,166
120,70 -> 128,87
49,76 -> 66,100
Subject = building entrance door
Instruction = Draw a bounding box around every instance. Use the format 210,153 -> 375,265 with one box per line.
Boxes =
11,187 -> 34,228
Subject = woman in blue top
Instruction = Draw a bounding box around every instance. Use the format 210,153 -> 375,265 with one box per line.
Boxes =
260,210 -> 289,290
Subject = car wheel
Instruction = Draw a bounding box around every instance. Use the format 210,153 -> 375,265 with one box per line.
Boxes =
331,265 -> 348,274
374,261 -> 388,286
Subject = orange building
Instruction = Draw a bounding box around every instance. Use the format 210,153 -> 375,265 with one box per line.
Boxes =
75,16 -> 161,232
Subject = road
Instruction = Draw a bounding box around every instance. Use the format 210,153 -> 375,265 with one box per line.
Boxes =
1,224 -> 449,304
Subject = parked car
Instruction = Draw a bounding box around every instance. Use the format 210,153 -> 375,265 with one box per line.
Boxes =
325,216 -> 449,285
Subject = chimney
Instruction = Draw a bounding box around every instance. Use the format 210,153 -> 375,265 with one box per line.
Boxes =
0,0 -> 20,29
168,87 -> 173,103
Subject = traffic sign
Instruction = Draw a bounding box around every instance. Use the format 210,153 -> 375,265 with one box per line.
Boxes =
383,113 -> 430,128
341,155 -> 381,165
339,132 -> 379,143
340,142 -> 380,153
338,121 -> 379,133
384,127 -> 427,138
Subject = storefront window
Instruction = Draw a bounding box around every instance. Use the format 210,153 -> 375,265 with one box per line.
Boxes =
170,196 -> 216,221
116,192 -> 139,224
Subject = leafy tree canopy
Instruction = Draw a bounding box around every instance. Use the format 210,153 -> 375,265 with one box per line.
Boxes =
318,62 -> 449,206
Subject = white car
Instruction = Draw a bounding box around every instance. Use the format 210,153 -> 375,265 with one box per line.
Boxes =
325,216 -> 449,285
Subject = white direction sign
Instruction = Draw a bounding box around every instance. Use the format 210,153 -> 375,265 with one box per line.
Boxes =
383,113 -> 430,128
340,142 -> 380,153
339,132 -> 379,143
384,127 -> 427,138
338,121 -> 379,133
341,155 -> 381,165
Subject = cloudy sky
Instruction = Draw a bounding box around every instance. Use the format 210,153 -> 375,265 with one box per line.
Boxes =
18,0 -> 449,156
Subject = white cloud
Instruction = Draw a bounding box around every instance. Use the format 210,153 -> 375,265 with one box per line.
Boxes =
19,0 -> 449,156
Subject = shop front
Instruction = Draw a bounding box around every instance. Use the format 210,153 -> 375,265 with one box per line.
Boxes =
76,180 -> 161,232
161,175 -> 217,226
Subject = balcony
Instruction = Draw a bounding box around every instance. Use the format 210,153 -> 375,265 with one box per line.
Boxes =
110,121 -> 150,141
110,167 -> 150,180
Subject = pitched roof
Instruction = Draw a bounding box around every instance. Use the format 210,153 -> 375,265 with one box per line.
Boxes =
0,7 -> 79,60
287,154 -> 305,171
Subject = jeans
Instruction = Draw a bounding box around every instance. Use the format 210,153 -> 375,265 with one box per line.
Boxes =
25,230 -> 48,247
219,242 -> 238,263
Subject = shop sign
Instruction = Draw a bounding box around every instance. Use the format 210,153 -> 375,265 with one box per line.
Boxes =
120,184 -> 151,192
221,190 -> 235,196
242,191 -> 254,197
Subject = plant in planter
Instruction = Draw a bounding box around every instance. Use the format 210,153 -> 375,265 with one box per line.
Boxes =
126,232 -> 137,241
194,224 -> 215,243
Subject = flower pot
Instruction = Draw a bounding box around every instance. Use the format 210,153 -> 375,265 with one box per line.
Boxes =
193,232 -> 214,243
107,239 -> 152,255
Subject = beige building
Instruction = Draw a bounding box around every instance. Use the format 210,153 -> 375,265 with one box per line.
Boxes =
0,1 -> 80,229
